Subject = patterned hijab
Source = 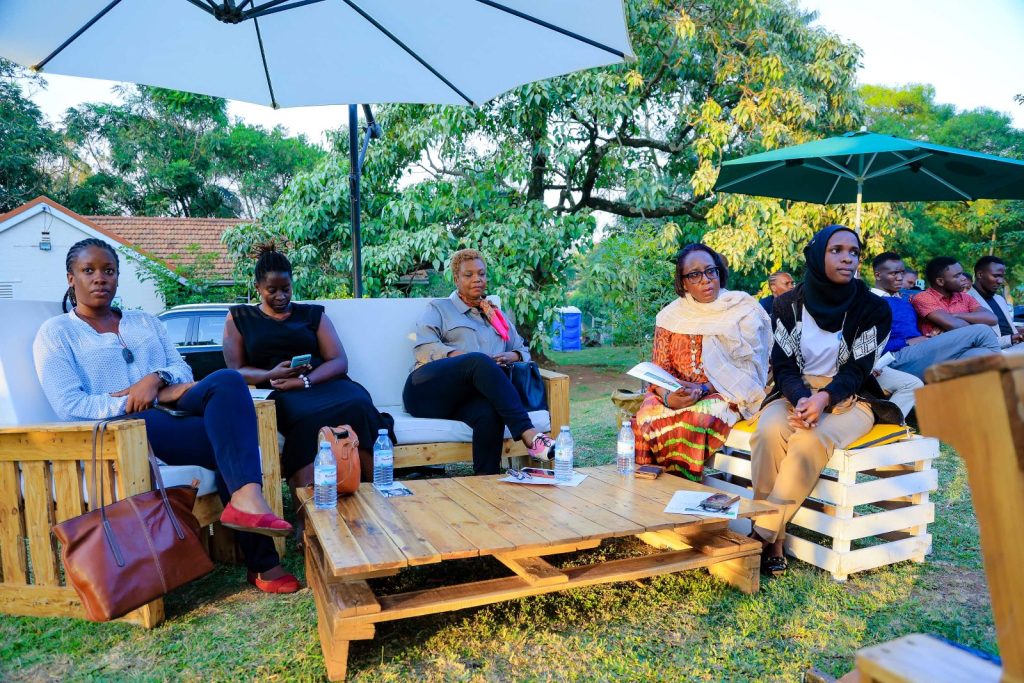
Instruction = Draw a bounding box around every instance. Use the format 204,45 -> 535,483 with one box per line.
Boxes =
458,292 -> 510,341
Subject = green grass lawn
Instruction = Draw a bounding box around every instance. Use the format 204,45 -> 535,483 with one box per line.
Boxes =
0,349 -> 996,682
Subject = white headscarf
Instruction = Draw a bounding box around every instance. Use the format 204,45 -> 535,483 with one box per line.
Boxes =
655,289 -> 772,418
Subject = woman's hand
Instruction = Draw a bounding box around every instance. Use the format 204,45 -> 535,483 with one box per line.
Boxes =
269,377 -> 305,392
664,383 -> 702,410
110,374 -> 162,414
267,360 -> 310,381
789,392 -> 830,429
158,382 -> 195,404
492,351 -> 520,366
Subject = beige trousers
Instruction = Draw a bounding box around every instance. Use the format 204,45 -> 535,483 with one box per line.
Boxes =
750,390 -> 874,543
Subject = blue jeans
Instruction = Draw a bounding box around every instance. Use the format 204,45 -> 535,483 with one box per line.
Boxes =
138,369 -> 279,573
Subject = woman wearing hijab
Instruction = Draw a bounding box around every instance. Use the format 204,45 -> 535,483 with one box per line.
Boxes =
403,249 -> 555,474
635,244 -> 771,480
751,225 -> 902,575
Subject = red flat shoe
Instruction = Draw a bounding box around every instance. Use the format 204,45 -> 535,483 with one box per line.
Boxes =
247,570 -> 301,594
221,503 -> 293,537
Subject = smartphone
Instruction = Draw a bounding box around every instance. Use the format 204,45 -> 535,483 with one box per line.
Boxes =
290,353 -> 312,368
153,403 -> 190,418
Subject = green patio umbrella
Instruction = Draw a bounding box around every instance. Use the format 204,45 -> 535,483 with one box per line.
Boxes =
714,129 -> 1024,232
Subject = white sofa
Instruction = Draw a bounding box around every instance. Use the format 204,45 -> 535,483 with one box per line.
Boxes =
313,297 -> 558,458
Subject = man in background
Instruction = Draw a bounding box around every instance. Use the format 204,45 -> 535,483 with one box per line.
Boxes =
912,257 -> 997,337
873,252 -> 999,384
969,255 -> 1024,350
759,271 -> 794,315
900,267 -> 923,301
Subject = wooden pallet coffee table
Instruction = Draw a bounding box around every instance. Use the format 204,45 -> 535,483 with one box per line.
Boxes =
298,465 -> 778,680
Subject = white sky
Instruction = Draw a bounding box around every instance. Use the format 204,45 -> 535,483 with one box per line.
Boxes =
20,0 -> 1024,147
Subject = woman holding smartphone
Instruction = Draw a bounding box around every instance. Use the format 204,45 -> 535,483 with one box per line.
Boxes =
34,238 -> 297,593
223,244 -> 394,508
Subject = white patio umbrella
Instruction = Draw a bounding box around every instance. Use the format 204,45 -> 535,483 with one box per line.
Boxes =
0,0 -> 634,294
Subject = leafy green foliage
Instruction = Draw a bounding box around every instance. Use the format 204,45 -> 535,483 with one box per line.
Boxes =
58,85 -> 322,219
229,0 -> 868,344
861,84 -> 1024,292
0,59 -> 62,212
573,224 -> 677,346
128,244 -> 245,308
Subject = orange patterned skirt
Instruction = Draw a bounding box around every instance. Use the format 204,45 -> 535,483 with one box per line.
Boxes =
634,392 -> 739,481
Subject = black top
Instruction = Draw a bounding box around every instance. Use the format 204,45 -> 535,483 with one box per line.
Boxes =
230,303 -> 325,382
767,284 -> 903,425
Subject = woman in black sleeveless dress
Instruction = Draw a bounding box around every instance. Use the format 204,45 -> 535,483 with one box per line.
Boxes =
223,245 -> 395,498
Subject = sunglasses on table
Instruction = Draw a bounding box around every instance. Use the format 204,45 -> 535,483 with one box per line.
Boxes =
681,266 -> 722,283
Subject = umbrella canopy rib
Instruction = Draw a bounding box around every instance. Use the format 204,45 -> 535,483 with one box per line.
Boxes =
33,0 -> 125,71
252,17 -> 278,108
714,161 -> 787,191
473,0 -> 628,59
338,0 -> 474,105
247,0 -> 328,21
893,152 -> 973,200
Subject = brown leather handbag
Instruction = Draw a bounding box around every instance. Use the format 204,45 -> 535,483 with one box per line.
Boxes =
318,425 -> 361,495
52,419 -> 214,622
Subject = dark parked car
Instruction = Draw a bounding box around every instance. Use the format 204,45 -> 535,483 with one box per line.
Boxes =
157,304 -> 231,380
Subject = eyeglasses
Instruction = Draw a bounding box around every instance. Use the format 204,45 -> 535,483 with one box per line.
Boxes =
682,266 -> 721,283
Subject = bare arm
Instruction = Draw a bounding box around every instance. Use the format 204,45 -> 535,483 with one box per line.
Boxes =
924,308 -> 996,331
307,314 -> 348,384
222,312 -> 300,385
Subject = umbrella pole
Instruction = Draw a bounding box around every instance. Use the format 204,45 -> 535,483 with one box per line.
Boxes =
349,104 -> 363,298
855,180 -> 863,236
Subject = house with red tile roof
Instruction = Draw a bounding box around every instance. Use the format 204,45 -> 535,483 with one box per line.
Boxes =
0,196 -> 244,312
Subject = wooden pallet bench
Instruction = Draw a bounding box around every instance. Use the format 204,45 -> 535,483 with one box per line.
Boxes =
299,464 -> 778,681
705,421 -> 939,581
0,401 -> 283,627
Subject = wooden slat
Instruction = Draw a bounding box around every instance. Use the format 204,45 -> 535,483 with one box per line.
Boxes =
427,478 -> 552,552
401,479 -> 517,554
856,633 -> 1001,683
384,487 -> 481,561
0,422 -> 139,462
498,538 -> 601,560
0,584 -> 163,626
923,353 -> 1024,383
708,554 -> 760,594
21,462 -> 59,586
336,495 -> 409,572
493,554 -> 568,586
453,475 -> 611,543
303,496 -> 379,578
529,482 -> 644,538
0,461 -> 27,584
392,439 -> 528,468
51,461 -> 85,525
364,546 -> 752,624
352,488 -> 441,566
306,534 -> 381,618
587,465 -> 774,521
541,368 -> 571,435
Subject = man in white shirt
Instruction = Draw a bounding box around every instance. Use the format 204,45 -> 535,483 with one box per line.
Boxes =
969,255 -> 1024,351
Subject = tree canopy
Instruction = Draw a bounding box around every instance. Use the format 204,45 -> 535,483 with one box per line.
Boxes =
0,59 -> 62,212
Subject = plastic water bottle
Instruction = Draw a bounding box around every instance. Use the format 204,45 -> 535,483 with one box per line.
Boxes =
616,421 -> 635,475
373,429 -> 394,488
554,427 -> 574,484
313,442 -> 337,509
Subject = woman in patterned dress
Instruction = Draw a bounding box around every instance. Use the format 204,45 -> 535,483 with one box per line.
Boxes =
634,244 -> 771,480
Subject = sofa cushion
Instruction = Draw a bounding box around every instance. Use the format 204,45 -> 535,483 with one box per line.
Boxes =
0,299 -> 63,426
158,464 -> 219,497
380,405 -> 551,445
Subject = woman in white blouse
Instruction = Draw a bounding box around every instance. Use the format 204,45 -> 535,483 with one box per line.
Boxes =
33,238 -> 298,594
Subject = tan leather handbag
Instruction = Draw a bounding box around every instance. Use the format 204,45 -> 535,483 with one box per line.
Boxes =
52,419 -> 214,622
318,425 -> 361,495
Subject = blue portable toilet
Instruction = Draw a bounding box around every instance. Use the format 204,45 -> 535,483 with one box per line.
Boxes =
551,306 -> 582,351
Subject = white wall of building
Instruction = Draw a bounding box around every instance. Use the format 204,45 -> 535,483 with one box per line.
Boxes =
0,204 -> 166,312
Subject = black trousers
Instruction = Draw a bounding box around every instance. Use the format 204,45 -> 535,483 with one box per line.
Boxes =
139,369 -> 280,573
403,353 -> 535,474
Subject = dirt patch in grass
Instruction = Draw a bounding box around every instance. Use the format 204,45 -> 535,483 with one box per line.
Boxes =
544,363 -> 639,400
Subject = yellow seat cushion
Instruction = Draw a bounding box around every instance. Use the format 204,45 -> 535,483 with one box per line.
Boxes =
730,419 -> 910,449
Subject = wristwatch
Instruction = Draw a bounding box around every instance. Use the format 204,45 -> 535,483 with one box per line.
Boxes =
154,370 -> 172,388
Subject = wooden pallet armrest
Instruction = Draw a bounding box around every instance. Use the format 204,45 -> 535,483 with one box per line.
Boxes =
539,368 -> 570,434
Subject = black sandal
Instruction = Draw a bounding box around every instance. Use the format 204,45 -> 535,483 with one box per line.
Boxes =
762,554 -> 788,576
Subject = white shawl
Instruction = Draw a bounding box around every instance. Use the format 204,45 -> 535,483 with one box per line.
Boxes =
654,290 -> 772,419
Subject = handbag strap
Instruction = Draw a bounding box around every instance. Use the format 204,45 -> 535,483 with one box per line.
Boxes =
91,415 -> 188,568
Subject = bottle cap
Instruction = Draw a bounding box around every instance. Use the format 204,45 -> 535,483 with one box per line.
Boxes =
378,428 -> 388,434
